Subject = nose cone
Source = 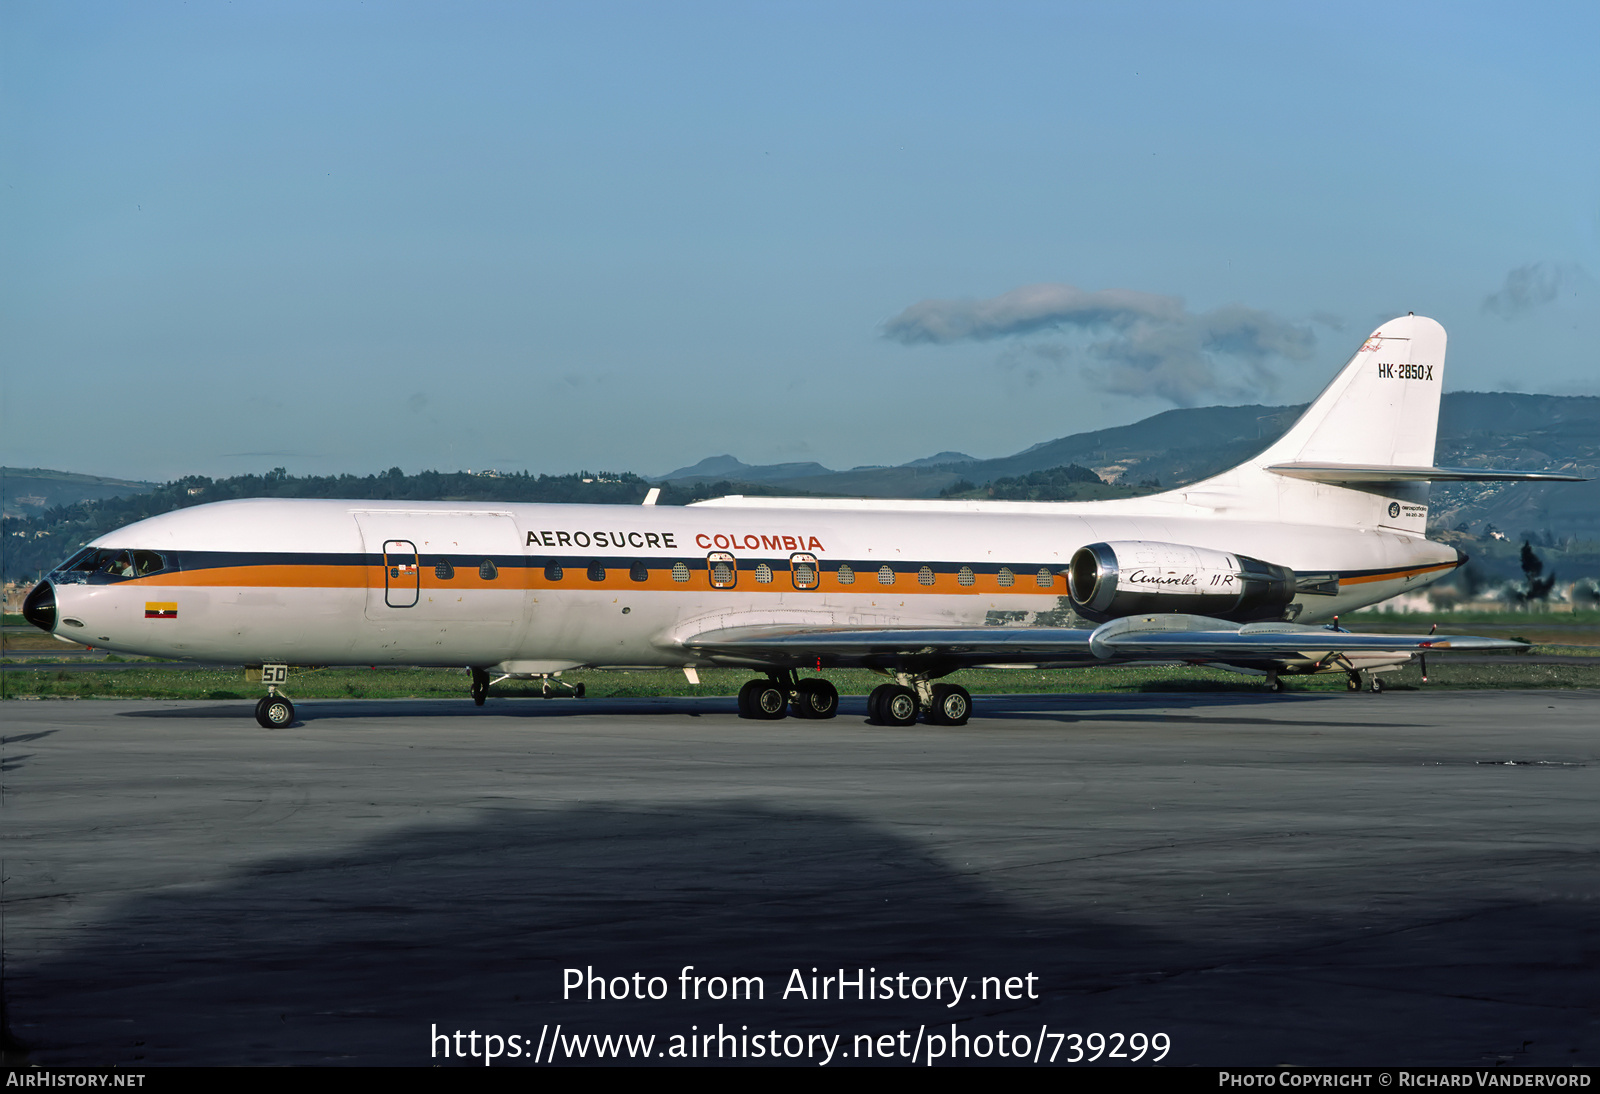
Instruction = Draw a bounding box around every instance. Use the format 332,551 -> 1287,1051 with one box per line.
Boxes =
22,581 -> 56,632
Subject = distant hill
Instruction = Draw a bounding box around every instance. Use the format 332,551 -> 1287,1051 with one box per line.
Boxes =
656,455 -> 834,484
1,467 -> 155,519
655,392 -> 1599,506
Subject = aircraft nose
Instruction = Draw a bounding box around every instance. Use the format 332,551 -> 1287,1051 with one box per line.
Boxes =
22,581 -> 56,632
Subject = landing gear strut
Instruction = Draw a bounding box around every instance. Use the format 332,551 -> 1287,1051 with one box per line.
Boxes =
471,667 -> 490,706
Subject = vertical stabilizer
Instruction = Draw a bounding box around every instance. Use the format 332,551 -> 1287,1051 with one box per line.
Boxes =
1257,314 -> 1446,471
1179,315 -> 1446,532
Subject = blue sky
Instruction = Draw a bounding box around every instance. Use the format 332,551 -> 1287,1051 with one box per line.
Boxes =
3,1 -> 1596,482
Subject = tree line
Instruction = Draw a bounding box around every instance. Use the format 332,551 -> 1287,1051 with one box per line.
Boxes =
1,467 -> 805,583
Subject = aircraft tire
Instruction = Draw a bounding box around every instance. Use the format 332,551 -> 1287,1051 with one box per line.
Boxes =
256,695 -> 295,729
792,679 -> 839,719
881,685 -> 919,727
1346,673 -> 1361,692
866,684 -> 892,724
1369,676 -> 1384,693
927,684 -> 971,726
736,679 -> 763,718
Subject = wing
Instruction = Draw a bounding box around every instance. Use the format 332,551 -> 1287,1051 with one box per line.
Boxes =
679,614 -> 1528,672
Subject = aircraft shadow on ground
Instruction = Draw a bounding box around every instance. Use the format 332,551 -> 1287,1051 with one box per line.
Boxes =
8,800 -> 1597,1066
113,690 -> 1357,725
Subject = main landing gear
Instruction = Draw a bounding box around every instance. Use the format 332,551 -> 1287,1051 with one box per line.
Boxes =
735,671 -> 840,720
866,677 -> 972,726
254,662 -> 294,728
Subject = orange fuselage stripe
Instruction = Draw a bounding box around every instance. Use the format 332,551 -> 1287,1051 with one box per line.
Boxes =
122,560 -> 1452,594
128,564 -> 1064,595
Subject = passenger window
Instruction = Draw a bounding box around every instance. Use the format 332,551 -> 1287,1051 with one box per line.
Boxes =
671,561 -> 690,583
435,561 -> 455,581
755,563 -> 773,584
791,553 -> 819,590
877,565 -> 895,585
708,551 -> 736,589
1036,567 -> 1054,588
630,560 -> 649,582
588,560 -> 607,582
997,567 -> 1014,587
545,562 -> 564,581
479,560 -> 499,580
837,564 -> 854,585
918,566 -> 934,586
958,566 -> 975,586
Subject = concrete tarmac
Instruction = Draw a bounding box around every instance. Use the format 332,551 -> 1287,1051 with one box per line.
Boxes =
1,689 -> 1597,1067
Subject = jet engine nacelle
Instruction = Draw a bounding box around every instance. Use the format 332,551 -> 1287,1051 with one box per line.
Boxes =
1068,540 -> 1296,623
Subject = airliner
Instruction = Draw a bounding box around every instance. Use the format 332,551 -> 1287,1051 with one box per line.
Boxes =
22,315 -> 1578,728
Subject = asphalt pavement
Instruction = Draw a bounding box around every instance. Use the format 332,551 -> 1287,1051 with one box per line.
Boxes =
2,689 -> 1597,1066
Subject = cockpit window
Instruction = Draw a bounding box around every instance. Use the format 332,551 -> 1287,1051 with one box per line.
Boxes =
59,548 -> 166,581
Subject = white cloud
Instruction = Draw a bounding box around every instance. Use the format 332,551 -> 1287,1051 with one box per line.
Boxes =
882,283 -> 1315,406
1482,261 -> 1588,318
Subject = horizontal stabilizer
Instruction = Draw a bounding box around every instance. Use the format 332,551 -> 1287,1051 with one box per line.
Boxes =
1266,462 -> 1587,483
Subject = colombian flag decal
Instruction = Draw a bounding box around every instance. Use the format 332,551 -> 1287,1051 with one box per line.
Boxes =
145,602 -> 178,620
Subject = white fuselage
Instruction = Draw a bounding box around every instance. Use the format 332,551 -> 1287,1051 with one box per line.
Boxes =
45,496 -> 1457,670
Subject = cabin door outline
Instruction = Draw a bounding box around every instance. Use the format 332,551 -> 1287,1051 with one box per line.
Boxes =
383,539 -> 421,608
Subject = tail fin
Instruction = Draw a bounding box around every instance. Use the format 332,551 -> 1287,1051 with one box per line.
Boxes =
1184,315 -> 1446,532
1257,314 -> 1446,472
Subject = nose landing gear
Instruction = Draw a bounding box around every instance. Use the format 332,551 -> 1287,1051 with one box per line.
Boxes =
255,694 -> 295,728
253,663 -> 295,728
